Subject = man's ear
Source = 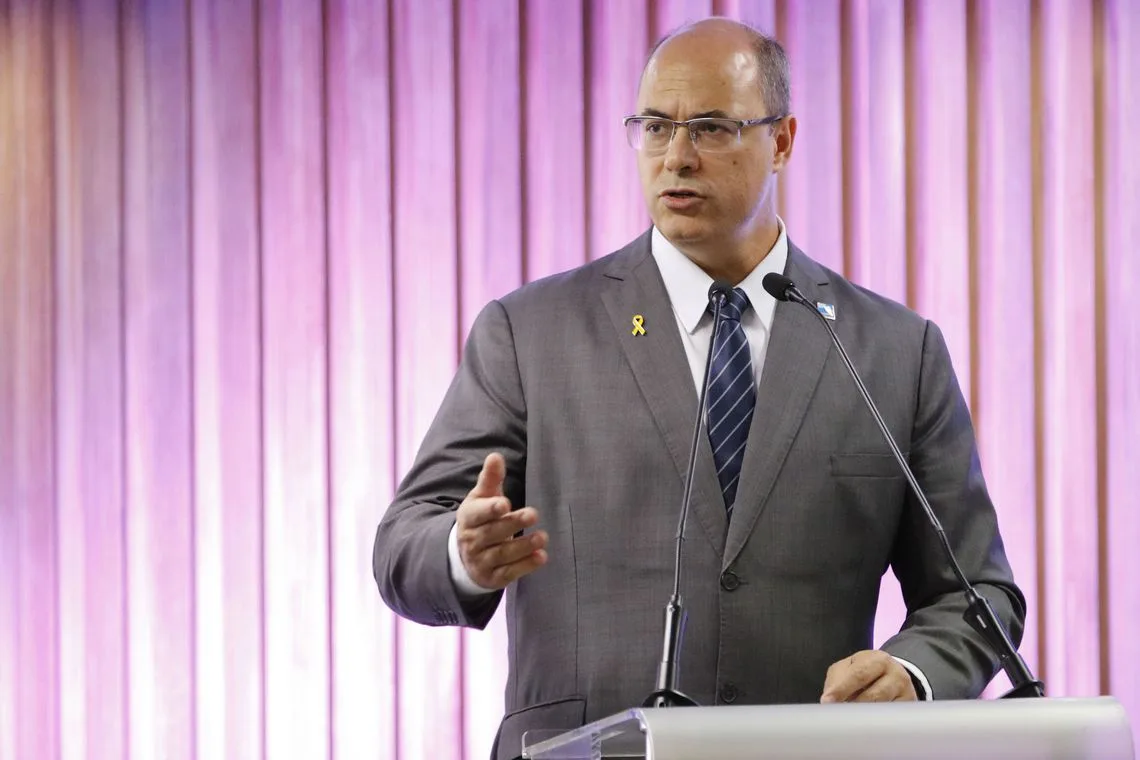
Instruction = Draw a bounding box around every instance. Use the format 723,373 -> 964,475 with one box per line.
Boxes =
772,115 -> 797,172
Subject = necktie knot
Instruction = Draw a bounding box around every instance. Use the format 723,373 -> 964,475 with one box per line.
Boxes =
713,288 -> 750,322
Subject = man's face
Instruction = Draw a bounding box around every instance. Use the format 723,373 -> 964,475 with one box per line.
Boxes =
635,38 -> 783,249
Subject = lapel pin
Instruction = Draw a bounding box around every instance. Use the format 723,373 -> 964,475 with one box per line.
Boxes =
631,314 -> 647,336
815,302 -> 836,321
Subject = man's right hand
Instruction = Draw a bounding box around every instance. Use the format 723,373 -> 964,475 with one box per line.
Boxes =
455,452 -> 548,591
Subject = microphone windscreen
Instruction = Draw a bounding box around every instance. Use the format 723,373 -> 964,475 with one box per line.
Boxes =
762,273 -> 796,302
708,280 -> 734,303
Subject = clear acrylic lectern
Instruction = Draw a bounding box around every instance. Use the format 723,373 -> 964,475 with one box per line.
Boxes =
521,697 -> 1134,760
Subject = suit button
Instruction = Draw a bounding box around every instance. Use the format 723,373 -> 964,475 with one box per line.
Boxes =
720,683 -> 739,703
720,570 -> 740,591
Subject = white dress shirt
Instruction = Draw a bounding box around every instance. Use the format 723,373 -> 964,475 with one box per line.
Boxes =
444,220 -> 932,699
650,222 -> 787,396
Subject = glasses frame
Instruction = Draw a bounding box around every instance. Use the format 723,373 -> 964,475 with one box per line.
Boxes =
622,114 -> 787,153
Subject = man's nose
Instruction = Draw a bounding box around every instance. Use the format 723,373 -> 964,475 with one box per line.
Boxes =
663,125 -> 700,173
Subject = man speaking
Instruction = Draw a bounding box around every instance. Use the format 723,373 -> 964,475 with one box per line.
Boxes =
374,17 -> 1025,760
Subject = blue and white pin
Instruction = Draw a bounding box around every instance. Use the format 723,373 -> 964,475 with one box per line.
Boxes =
815,301 -> 837,321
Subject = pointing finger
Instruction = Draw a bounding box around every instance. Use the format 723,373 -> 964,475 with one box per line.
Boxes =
468,452 -> 507,499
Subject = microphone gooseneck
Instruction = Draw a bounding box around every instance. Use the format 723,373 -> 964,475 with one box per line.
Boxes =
760,272 -> 1044,699
643,280 -> 735,709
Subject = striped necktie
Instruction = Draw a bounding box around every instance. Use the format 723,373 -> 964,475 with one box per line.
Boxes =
706,288 -> 754,515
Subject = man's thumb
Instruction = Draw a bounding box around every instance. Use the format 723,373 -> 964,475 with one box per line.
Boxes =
471,452 -> 506,497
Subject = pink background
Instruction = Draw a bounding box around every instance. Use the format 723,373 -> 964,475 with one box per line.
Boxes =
1,0 -> 1138,758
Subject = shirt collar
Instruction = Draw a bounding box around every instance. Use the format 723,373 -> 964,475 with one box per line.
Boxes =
651,218 -> 789,334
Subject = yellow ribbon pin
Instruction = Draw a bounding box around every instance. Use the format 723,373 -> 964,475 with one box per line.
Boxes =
631,314 -> 646,336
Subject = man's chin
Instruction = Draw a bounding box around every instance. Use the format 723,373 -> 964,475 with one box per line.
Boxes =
655,217 -> 710,245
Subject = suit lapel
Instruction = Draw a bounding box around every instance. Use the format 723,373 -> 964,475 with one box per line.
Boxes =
724,244 -> 833,566
599,232 -> 727,554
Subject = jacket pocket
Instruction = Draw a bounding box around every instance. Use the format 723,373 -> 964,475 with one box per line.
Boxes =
493,695 -> 587,760
829,453 -> 905,478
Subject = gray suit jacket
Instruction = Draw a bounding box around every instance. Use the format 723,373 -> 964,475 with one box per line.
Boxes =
374,231 -> 1025,760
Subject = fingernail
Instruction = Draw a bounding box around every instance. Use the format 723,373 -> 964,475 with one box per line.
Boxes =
821,695 -> 835,704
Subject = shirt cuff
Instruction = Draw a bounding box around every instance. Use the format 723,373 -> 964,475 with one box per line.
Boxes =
447,520 -> 496,600
891,656 -> 933,700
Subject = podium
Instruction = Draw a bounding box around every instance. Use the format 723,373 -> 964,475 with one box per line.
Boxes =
521,697 -> 1134,759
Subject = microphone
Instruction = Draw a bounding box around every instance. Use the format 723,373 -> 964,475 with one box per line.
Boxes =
761,272 -> 1045,699
643,280 -> 735,709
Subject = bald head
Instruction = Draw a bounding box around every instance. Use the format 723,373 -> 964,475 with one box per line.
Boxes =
641,18 -> 790,118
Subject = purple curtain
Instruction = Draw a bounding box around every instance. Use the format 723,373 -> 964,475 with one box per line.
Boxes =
1,0 -> 1138,758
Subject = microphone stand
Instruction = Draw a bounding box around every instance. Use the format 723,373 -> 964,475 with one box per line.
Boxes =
769,275 -> 1044,700
642,284 -> 731,708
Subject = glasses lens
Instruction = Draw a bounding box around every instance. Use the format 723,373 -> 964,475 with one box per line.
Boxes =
627,118 -> 674,153
688,119 -> 739,152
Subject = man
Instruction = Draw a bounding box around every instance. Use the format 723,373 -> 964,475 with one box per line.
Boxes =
374,18 -> 1025,760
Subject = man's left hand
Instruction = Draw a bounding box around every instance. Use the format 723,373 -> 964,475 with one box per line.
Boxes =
820,650 -> 918,703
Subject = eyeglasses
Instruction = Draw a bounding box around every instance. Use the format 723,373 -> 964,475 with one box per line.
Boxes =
623,115 -> 785,154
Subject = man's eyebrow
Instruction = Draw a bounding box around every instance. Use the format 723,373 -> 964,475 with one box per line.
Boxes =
636,108 -> 733,120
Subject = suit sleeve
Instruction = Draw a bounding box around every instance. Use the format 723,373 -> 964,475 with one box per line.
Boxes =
373,299 -> 526,629
878,320 -> 1028,699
